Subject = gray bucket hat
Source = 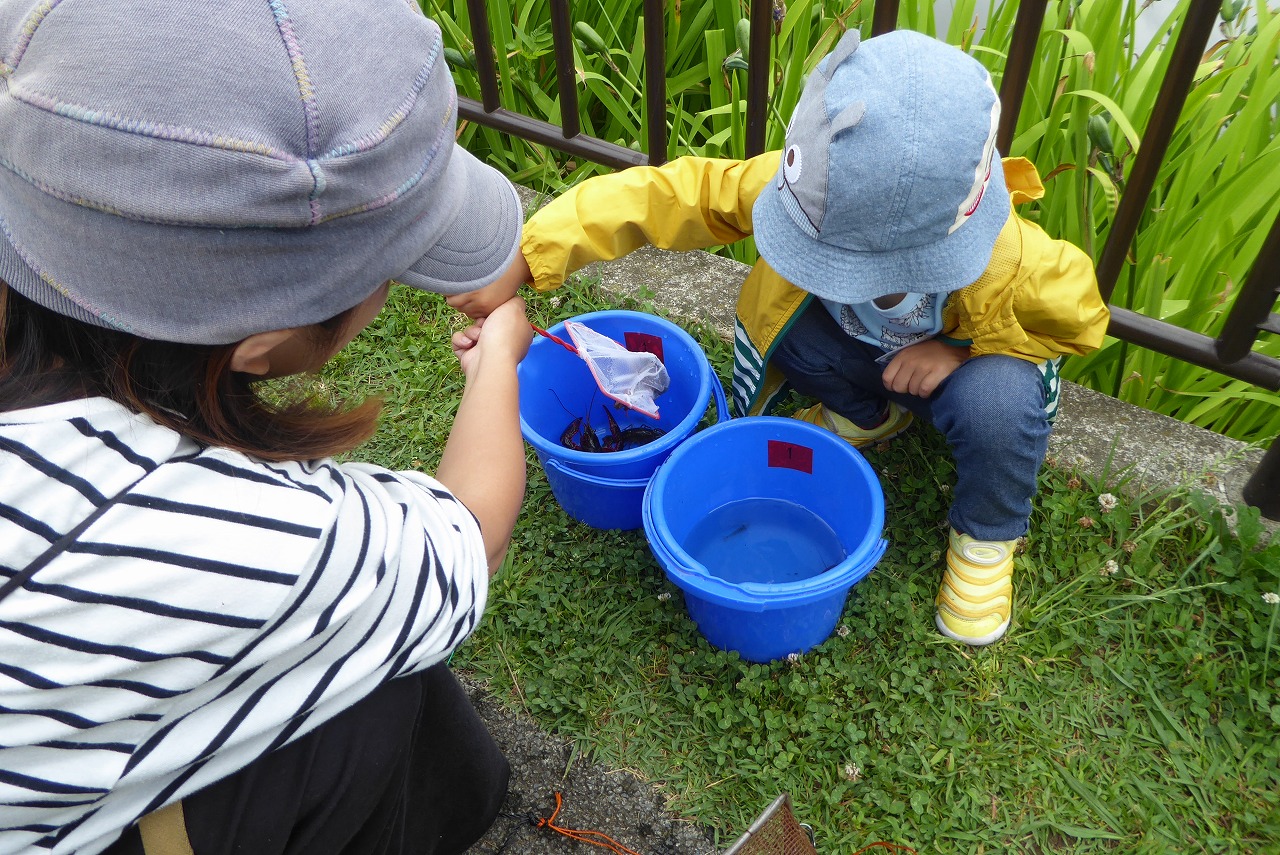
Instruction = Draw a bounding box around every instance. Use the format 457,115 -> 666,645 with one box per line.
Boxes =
0,0 -> 521,344
752,29 -> 1010,303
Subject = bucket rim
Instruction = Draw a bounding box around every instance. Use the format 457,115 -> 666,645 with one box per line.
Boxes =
644,495 -> 886,609
646,415 -> 886,544
519,310 -> 716,467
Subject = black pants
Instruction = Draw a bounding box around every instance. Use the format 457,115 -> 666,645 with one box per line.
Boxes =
107,664 -> 509,855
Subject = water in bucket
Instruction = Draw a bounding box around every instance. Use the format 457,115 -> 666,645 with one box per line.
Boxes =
682,498 -> 846,585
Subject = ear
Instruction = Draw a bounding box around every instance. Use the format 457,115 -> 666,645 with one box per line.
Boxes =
829,100 -> 866,138
229,328 -> 305,376
821,29 -> 860,80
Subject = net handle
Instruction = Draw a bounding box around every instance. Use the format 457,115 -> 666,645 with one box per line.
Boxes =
530,322 -> 578,354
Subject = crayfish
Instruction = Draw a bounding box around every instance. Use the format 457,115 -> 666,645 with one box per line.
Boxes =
561,405 -> 667,453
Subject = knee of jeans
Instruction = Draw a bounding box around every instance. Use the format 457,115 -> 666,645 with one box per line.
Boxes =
774,337 -> 843,378
936,357 -> 1048,443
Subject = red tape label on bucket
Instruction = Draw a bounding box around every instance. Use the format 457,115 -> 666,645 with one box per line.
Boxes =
624,332 -> 665,363
768,440 -> 813,474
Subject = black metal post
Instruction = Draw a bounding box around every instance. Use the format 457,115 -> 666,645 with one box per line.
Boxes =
1107,308 -> 1280,390
745,0 -> 773,158
644,0 -> 668,164
871,0 -> 899,37
1243,439 -> 1280,520
456,98 -> 647,169
996,1 -> 1049,154
1216,211 -> 1280,362
1095,2 -> 1219,301
464,0 -> 500,112
548,0 -> 581,140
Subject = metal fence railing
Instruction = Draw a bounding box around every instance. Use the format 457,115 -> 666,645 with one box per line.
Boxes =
450,0 -> 1280,520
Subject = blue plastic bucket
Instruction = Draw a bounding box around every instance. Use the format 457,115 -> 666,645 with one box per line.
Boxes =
642,417 -> 886,662
519,310 -> 728,530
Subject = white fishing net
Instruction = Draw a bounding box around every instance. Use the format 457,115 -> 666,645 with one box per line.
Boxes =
564,320 -> 670,419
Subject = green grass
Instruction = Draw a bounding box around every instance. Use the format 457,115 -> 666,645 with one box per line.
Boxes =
324,281 -> 1280,853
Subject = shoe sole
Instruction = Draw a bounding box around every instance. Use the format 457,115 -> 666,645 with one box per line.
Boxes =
935,611 -> 1009,646
840,412 -> 915,449
859,414 -> 913,446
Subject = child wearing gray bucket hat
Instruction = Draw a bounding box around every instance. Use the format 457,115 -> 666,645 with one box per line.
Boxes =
0,1 -> 532,852
492,29 -> 1110,647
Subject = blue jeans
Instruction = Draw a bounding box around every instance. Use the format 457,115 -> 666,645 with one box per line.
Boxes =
772,302 -> 1051,542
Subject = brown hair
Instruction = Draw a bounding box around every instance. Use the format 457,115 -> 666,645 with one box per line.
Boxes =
0,283 -> 381,461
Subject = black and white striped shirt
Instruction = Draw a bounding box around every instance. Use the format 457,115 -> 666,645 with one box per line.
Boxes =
0,397 -> 489,854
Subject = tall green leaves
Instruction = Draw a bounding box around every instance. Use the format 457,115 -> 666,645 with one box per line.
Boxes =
1009,0 -> 1280,442
422,0 -> 1279,443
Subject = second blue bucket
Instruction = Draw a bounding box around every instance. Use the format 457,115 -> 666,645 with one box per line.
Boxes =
519,310 -> 728,530
642,417 -> 886,662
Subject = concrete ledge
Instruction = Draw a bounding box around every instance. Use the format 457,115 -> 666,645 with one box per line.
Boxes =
1049,382 -> 1265,516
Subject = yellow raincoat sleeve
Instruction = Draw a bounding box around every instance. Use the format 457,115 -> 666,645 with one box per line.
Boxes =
520,153 -> 782,292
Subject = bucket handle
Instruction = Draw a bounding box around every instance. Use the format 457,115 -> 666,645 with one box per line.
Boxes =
709,372 -> 730,426
544,458 -> 653,490
658,537 -> 888,606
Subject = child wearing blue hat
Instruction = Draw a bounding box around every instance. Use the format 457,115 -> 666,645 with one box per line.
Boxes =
458,29 -> 1110,646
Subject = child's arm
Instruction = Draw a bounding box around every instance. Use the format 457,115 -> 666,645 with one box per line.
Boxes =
958,225 -> 1109,363
522,153 -> 780,292
435,296 -> 533,575
445,250 -> 531,319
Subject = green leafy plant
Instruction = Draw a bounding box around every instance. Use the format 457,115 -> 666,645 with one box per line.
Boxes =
1002,0 -> 1280,444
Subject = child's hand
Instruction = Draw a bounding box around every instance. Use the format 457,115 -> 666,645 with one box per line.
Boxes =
446,252 -> 532,319
881,339 -> 970,398
451,296 -> 533,377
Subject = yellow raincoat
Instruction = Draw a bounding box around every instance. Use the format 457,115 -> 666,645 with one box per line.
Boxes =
521,153 -> 1109,417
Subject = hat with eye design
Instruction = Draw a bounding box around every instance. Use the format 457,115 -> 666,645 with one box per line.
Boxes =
751,29 -> 1010,303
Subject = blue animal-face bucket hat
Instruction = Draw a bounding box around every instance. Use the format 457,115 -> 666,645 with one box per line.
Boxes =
752,29 -> 1010,303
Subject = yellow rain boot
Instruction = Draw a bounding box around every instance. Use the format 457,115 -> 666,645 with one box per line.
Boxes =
935,529 -> 1016,646
792,402 -> 913,449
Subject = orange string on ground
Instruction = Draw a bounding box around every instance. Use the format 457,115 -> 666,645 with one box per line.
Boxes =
534,792 -> 645,855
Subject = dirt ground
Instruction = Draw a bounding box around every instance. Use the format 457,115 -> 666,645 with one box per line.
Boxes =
462,676 -> 719,855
